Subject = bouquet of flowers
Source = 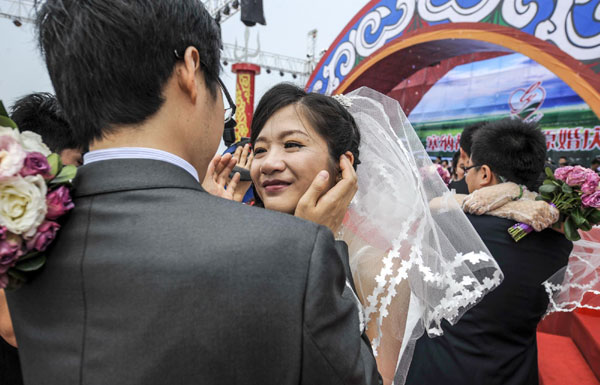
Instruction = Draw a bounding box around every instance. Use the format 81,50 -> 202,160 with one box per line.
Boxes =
509,166 -> 600,242
435,164 -> 451,186
0,101 -> 76,290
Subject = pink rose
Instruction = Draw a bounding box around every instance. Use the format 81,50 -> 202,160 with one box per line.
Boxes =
436,164 -> 451,185
20,152 -> 51,178
582,172 -> 600,194
0,226 -> 7,240
0,236 -> 23,274
582,191 -> 600,208
554,166 -> 573,181
26,221 -> 60,252
565,166 -> 588,187
0,135 -> 26,180
46,186 -> 75,220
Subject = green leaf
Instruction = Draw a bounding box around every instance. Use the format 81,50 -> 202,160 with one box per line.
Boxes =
543,179 -> 555,185
14,254 -> 46,272
564,217 -> 581,242
539,184 -> 558,195
0,101 -> 9,118
16,251 -> 41,263
587,208 -> 600,225
580,220 -> 593,232
0,115 -> 17,129
49,164 -> 76,186
561,183 -> 573,194
535,195 -> 545,201
47,153 -> 62,178
572,208 -> 587,226
545,167 -> 555,179
7,268 -> 27,282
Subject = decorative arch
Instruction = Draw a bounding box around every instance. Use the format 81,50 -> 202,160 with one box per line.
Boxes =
307,0 -> 600,116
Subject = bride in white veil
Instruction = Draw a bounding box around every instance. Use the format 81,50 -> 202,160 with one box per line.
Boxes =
205,84 -> 504,384
339,87 -> 502,384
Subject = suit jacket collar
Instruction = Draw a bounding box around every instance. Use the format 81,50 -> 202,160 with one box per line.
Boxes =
73,158 -> 205,198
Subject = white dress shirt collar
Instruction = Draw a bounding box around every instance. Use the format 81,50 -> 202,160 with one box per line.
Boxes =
83,147 -> 199,182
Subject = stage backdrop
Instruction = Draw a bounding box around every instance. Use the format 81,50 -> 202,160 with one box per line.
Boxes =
413,52 -> 600,163
306,0 -> 600,163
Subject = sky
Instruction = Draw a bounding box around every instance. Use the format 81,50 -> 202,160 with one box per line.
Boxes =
0,0 -> 368,107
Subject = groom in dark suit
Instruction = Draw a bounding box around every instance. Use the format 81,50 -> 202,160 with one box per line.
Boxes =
5,1 -> 380,384
406,119 -> 572,385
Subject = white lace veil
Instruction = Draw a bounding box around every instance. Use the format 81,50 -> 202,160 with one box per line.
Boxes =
338,87 -> 504,385
543,227 -> 600,314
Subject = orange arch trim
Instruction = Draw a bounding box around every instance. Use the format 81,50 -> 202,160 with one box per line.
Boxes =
336,27 -> 600,118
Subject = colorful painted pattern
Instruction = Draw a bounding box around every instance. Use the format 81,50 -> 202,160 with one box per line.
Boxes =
235,73 -> 254,141
307,0 -> 600,95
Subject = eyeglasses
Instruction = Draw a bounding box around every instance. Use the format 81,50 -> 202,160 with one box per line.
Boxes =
173,49 -> 236,129
461,164 -> 479,174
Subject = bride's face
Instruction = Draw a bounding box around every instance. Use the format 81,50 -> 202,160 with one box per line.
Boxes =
251,104 -> 336,214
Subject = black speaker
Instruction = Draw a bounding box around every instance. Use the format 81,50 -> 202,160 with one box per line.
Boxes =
241,0 -> 266,26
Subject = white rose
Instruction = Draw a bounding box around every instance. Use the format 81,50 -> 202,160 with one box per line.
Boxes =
0,175 -> 47,237
0,126 -> 21,142
19,131 -> 51,157
0,135 -> 26,180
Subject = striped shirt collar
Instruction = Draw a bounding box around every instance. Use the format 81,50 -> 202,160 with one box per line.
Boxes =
83,147 -> 199,182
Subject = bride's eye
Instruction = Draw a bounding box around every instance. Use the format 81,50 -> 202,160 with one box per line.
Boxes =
284,142 -> 304,149
254,147 -> 267,155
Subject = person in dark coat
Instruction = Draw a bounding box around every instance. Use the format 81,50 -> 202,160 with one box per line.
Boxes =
406,119 -> 572,385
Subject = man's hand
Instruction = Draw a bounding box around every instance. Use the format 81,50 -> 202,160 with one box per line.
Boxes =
0,290 -> 16,347
201,153 -> 241,200
295,154 -> 358,233
231,144 -> 254,202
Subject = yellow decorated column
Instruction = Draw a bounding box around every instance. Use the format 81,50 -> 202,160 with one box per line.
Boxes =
232,63 -> 261,142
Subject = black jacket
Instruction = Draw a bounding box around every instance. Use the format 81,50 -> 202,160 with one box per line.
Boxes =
448,178 -> 469,194
0,337 -> 22,385
406,213 -> 572,385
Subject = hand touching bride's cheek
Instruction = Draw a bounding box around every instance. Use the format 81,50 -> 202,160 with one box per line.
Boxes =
250,104 -> 336,215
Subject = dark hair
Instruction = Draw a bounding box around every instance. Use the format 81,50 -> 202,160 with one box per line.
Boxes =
250,83 -> 361,206
459,121 -> 489,156
451,151 -> 460,179
471,118 -> 547,190
36,0 -> 221,146
10,92 -> 81,153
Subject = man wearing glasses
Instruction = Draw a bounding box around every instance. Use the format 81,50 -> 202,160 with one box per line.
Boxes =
5,1 -> 380,384
407,118 -> 572,385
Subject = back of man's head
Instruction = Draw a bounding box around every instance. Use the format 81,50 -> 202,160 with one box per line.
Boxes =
471,118 -> 546,190
36,0 -> 221,146
10,93 -> 75,153
459,121 -> 488,157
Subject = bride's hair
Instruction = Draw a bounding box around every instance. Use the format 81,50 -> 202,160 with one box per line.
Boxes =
250,83 -> 361,170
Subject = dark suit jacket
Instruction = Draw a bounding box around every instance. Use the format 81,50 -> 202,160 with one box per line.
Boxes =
448,178 -> 468,194
406,214 -> 572,385
7,159 -> 380,385
0,337 -> 23,385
